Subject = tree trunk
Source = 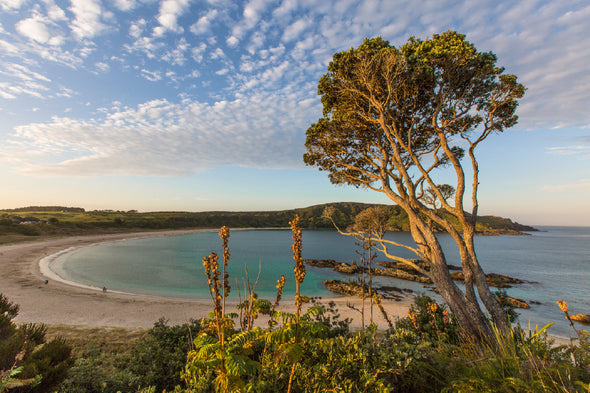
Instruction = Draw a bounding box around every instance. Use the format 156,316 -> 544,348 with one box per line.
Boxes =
409,216 -> 496,341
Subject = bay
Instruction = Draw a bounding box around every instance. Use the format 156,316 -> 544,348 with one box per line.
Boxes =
52,226 -> 590,337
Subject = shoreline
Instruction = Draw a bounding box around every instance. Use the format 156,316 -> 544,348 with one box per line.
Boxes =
0,229 -> 413,330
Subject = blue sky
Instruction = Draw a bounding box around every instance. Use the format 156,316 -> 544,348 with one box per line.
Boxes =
0,0 -> 589,226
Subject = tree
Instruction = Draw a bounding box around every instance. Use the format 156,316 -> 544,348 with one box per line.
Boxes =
304,31 -> 525,341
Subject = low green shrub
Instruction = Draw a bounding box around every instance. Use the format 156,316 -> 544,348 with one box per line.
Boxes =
0,294 -> 72,393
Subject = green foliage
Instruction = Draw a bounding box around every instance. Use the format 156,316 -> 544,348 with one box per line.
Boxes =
127,319 -> 202,392
396,294 -> 460,345
0,294 -> 72,393
55,319 -> 202,393
308,298 -> 352,337
442,323 -> 590,393
494,289 -> 520,323
0,203 -> 534,244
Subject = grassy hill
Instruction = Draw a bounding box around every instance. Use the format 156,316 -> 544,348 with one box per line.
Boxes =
0,203 -> 536,244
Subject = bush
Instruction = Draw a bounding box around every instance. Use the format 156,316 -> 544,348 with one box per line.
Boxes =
0,294 -> 72,393
55,318 -> 202,393
395,294 -> 460,345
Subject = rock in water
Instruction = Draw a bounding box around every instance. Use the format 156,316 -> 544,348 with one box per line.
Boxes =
570,314 -> 590,325
496,293 -> 530,309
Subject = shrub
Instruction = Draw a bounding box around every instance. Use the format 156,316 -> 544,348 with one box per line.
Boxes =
395,294 -> 460,345
0,294 -> 72,393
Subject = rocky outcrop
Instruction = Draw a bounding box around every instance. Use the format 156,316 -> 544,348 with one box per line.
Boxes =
495,293 -> 530,309
372,267 -> 432,284
323,279 -> 365,297
375,259 -> 430,272
305,259 -> 364,274
450,271 -> 524,288
308,259 -> 527,294
305,259 -> 339,268
570,314 -> 590,325
306,259 -> 432,284
323,279 -> 405,301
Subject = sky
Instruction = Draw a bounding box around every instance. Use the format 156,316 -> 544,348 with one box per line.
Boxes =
0,0 -> 589,226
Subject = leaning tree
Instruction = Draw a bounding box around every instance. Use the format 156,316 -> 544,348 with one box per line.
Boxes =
304,31 -> 525,341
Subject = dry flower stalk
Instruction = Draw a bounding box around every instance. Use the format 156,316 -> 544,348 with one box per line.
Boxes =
219,226 -> 231,316
268,274 -> 286,328
202,252 -> 222,319
290,215 -> 306,322
373,293 -> 393,329
557,299 -> 582,341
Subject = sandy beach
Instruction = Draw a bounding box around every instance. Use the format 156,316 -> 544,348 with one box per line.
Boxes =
0,230 -> 413,330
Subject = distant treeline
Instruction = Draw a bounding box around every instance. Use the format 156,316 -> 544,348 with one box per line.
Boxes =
0,203 -> 536,242
2,206 -> 86,212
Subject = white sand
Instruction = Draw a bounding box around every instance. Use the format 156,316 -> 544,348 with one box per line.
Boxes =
0,230 -> 413,329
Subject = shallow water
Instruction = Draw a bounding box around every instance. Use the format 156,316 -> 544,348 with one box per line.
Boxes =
52,226 -> 590,337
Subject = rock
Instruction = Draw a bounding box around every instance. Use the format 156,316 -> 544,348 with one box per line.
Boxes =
372,267 -> 432,284
333,262 -> 364,274
322,280 -> 404,300
375,259 -> 429,272
304,259 -> 339,268
378,285 -> 403,293
450,271 -> 523,288
570,314 -> 590,325
496,294 -> 530,309
323,279 -> 366,297
486,273 -> 523,285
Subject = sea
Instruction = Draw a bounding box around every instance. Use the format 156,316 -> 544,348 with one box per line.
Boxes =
49,226 -> 590,338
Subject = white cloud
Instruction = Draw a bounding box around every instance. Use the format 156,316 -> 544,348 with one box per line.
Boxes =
16,16 -> 51,44
282,17 -> 310,42
226,35 -> 239,47
210,47 -> 226,59
140,69 -> 162,81
0,63 -> 53,99
189,9 -> 218,35
0,0 -> 26,11
3,92 -> 321,176
162,37 -> 189,65
43,0 -> 68,21
0,84 -> 17,99
95,62 -> 110,72
125,35 -> 163,58
542,179 -> 590,192
154,0 -> 191,35
230,0 -> 272,40
69,0 -> 107,39
2,63 -> 51,82
111,0 -> 137,11
129,18 -> 146,38
191,42 -> 207,62
547,144 -> 590,159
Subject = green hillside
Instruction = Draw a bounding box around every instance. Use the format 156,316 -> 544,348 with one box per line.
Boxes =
0,203 -> 536,244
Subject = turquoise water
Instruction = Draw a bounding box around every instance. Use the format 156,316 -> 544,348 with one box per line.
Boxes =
53,226 -> 590,337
